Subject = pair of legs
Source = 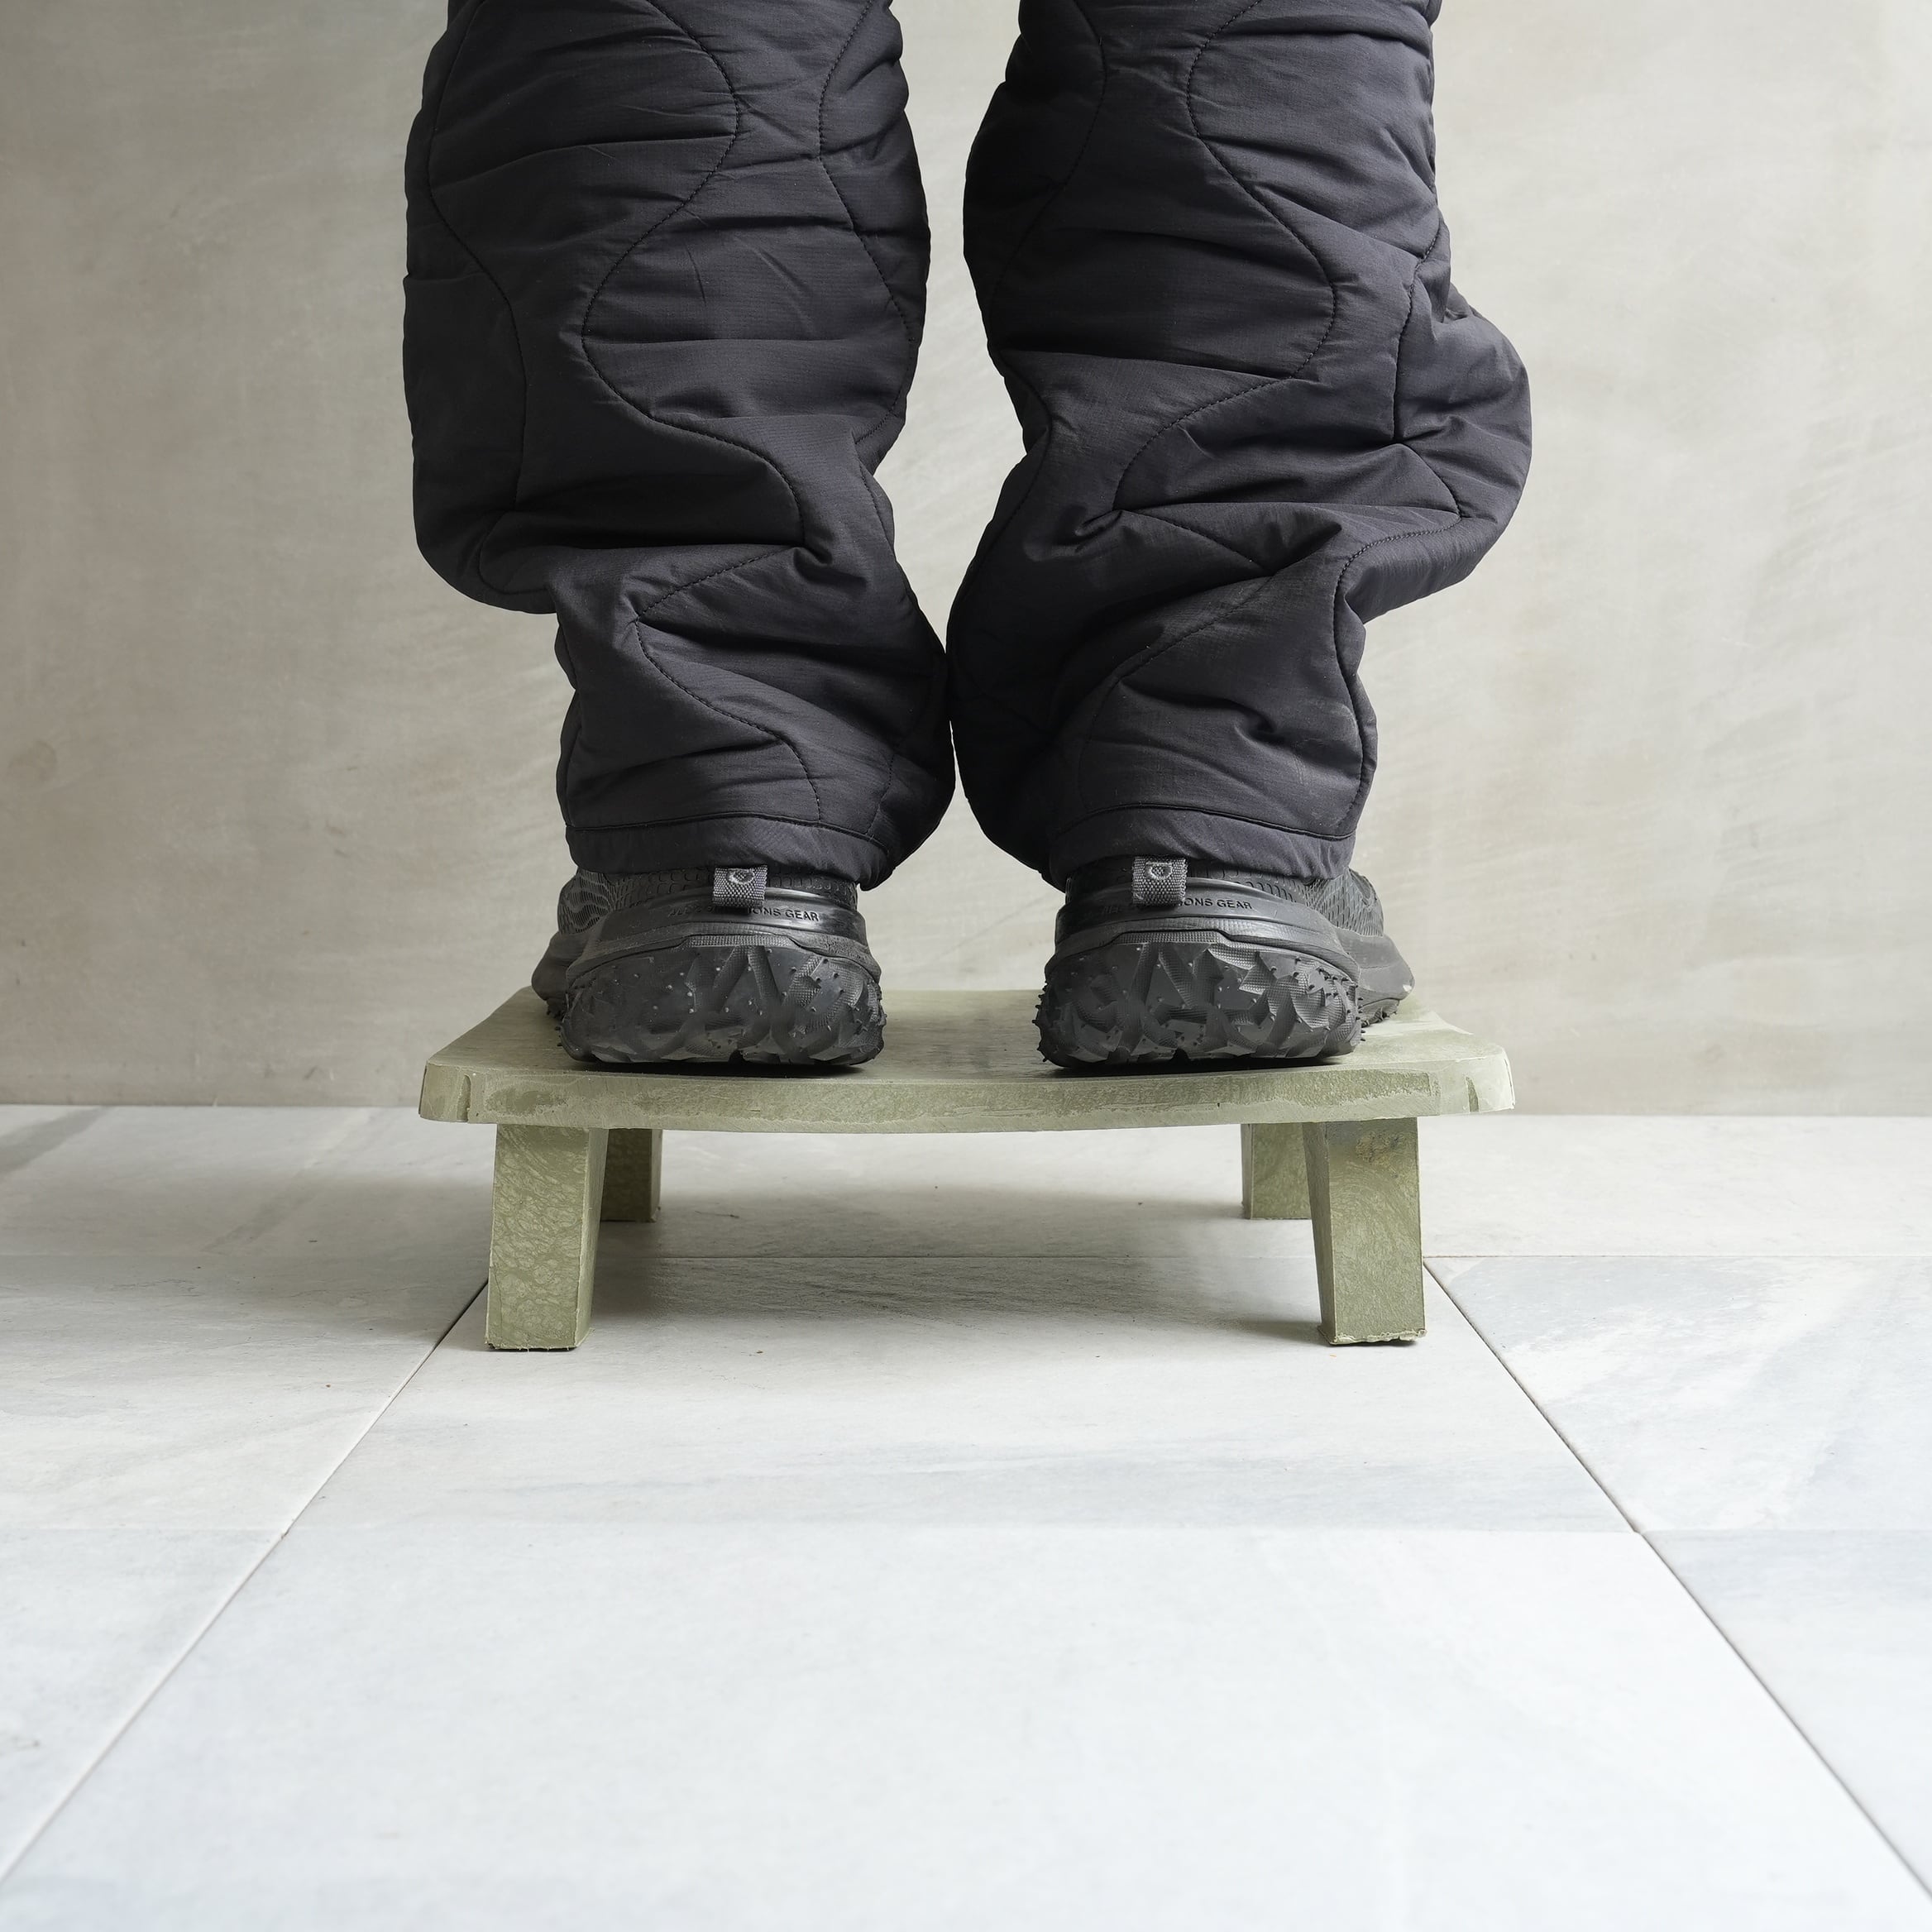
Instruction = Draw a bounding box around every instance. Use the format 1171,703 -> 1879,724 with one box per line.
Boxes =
404,0 -> 1529,1064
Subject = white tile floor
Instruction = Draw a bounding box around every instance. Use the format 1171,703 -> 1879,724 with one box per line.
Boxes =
1,1107 -> 1928,1929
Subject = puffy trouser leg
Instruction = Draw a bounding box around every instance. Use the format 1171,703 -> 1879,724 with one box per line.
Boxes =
404,1 -> 953,887
951,0 -> 1532,883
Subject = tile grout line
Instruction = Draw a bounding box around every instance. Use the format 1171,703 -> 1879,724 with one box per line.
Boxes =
1426,1260 -> 1932,1905
610,1246 -> 1932,1261
1428,1250 -> 1932,1260
0,1278 -> 487,1890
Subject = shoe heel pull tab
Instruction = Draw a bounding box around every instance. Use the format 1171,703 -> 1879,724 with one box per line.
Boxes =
1132,858 -> 1187,908
712,865 -> 768,910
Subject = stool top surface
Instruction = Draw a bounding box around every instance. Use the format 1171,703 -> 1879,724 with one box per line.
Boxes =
420,989 -> 1513,1134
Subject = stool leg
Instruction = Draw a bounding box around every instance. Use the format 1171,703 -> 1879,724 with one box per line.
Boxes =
1303,1119 -> 1425,1345
601,1128 -> 663,1223
1241,1123 -> 1310,1219
485,1125 -> 608,1350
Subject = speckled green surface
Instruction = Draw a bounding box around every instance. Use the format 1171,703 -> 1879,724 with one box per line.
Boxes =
485,1125 -> 606,1351
1241,1123 -> 1312,1220
422,988 -> 1513,1135
1304,1119 -> 1427,1344
600,1127 -> 662,1224
443,991 -> 1503,1351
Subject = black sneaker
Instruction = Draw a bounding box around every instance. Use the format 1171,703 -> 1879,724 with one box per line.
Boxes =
534,867 -> 883,1067
1035,858 -> 1413,1069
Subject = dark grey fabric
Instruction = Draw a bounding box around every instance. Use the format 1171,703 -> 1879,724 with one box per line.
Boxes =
404,0 -> 951,886
404,0 -> 1528,889
954,0 -> 1530,881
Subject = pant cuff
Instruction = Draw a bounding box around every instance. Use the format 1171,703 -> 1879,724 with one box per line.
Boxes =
1045,808 -> 1355,888
567,816 -> 893,888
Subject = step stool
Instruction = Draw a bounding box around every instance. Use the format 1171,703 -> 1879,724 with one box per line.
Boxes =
419,988 -> 1512,1351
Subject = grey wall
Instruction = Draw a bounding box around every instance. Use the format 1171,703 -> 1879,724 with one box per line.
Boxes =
2,0 -> 1927,1109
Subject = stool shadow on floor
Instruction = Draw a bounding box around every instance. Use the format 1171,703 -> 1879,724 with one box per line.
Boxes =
576,1234 -> 1333,1347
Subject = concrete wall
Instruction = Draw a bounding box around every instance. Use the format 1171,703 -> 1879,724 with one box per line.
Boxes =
2,0 -> 1927,1110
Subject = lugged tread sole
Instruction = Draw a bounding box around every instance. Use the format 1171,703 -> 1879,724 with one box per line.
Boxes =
1036,938 -> 1371,1069
561,941 -> 883,1067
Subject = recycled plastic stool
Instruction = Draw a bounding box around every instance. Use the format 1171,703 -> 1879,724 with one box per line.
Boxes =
419,988 -> 1513,1351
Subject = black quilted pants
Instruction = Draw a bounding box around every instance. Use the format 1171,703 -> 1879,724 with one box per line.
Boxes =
404,0 -> 1529,888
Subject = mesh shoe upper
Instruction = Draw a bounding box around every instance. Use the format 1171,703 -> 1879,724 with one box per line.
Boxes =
1217,869 -> 1387,938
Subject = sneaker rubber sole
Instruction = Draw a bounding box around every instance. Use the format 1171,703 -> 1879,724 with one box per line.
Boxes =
1036,937 -> 1375,1068
560,938 -> 883,1067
